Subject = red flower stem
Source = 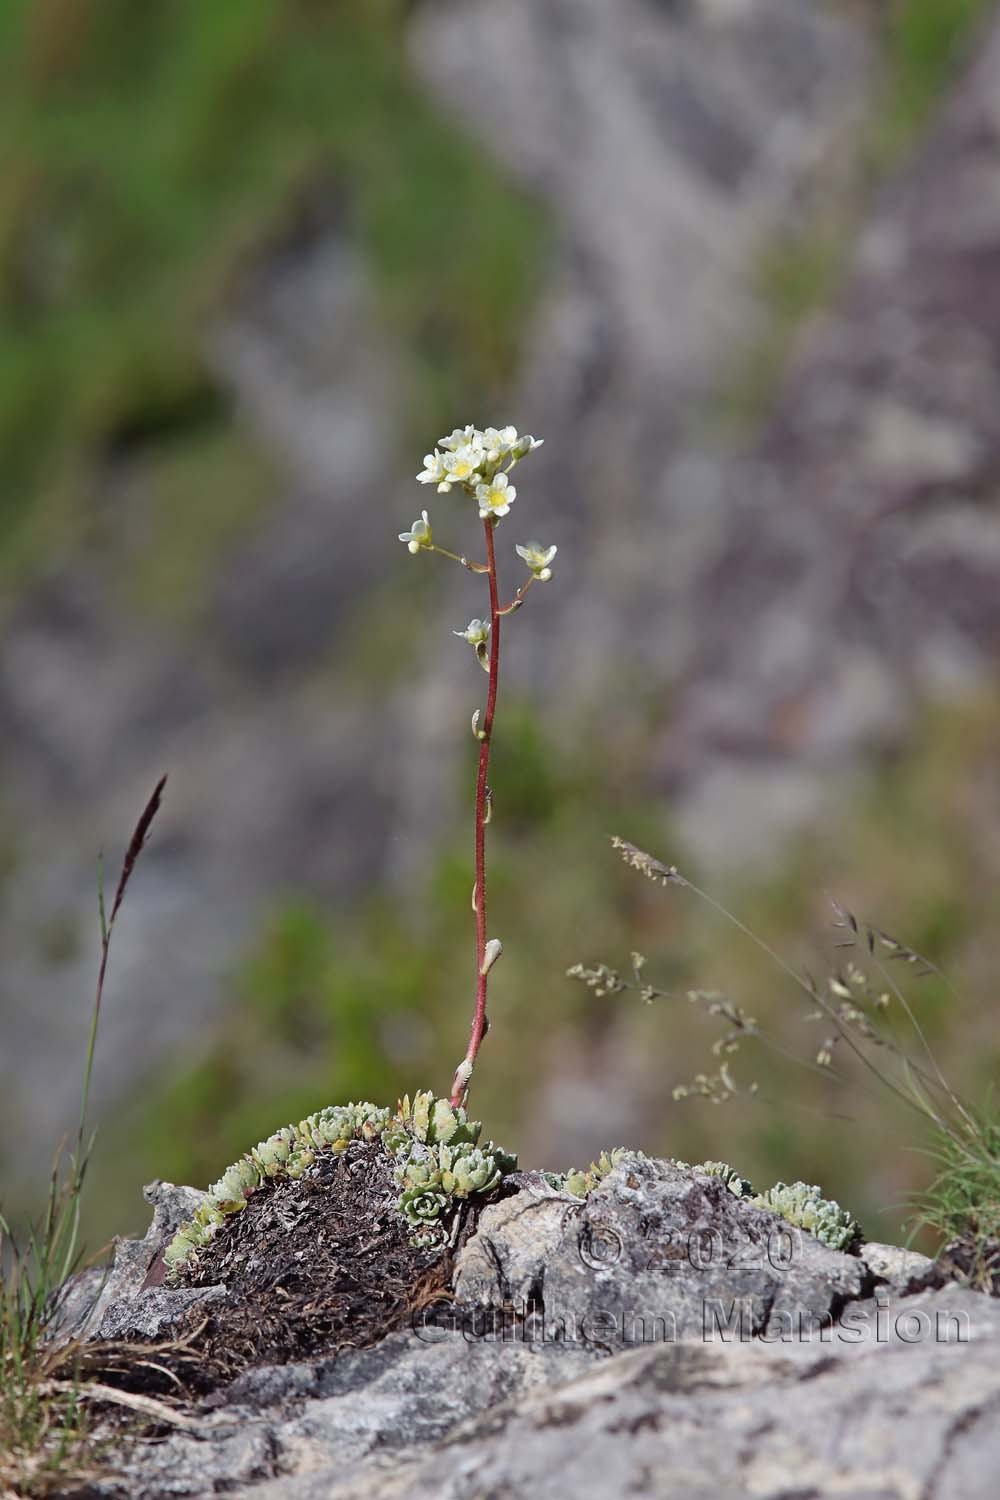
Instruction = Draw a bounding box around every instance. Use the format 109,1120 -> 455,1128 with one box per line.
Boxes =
450,517 -> 501,1107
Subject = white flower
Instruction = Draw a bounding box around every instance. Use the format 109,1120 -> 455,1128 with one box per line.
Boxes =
514,541 -> 557,581
476,472 -> 516,520
398,510 -> 433,554
482,425 -> 518,462
439,425 -> 479,452
453,618 -> 490,647
511,433 -> 543,460
416,450 -> 448,488
443,441 -> 484,489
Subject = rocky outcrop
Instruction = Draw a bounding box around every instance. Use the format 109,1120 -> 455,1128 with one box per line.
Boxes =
453,1155 -> 869,1342
79,1154 -> 990,1498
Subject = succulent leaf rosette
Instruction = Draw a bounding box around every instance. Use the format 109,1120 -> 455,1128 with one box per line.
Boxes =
692,1160 -> 754,1198
750,1180 -> 860,1251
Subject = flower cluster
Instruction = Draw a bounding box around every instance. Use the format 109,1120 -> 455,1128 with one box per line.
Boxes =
416,424 -> 542,500
163,1092 -> 517,1274
400,422 -> 555,589
396,420 -> 557,1110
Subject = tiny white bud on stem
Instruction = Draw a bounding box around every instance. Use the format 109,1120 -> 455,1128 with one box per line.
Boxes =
480,938 -> 503,976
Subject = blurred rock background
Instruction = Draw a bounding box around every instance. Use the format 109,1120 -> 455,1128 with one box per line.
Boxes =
2,0 -> 999,1249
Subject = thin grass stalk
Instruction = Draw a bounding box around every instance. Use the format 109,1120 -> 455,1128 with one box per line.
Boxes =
673,869 -> 947,1128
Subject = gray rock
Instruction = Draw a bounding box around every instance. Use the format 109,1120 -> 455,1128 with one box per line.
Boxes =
454,1153 -> 868,1343
97,1327 -> 598,1498
103,1287 -> 1000,1499
253,1287 -> 1000,1500
54,1179 -> 211,1341
79,1158 -> 1000,1497
858,1239 -> 944,1298
47,1264 -> 108,1345
107,1419 -> 282,1500
96,1283 -> 226,1343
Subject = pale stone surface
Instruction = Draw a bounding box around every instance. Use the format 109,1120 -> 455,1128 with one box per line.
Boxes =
861,1239 -> 944,1298
53,1180 -> 210,1341
454,1154 -> 868,1342
82,1160 -> 997,1500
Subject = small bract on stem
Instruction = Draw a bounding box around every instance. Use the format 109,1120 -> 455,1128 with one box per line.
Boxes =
399,425 -> 554,1107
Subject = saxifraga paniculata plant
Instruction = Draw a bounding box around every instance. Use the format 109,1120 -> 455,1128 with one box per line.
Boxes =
403,423 -> 551,1106
166,425 -> 553,1274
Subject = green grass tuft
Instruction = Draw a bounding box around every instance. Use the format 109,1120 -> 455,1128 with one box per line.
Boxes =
916,1110 -> 1000,1289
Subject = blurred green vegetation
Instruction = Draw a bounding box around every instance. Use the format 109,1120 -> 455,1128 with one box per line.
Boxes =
0,0 -> 546,591
4,0 -> 997,1263
916,1110 -> 1000,1286
88,688 -> 1000,1251
876,0 -> 996,161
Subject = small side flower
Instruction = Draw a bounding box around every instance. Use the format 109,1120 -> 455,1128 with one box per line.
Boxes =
454,618 -> 491,671
398,510 -> 433,554
515,541 -> 557,581
416,452 -> 449,490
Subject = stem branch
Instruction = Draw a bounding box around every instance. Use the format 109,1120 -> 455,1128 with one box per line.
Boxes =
430,544 -> 489,573
499,575 -> 535,615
